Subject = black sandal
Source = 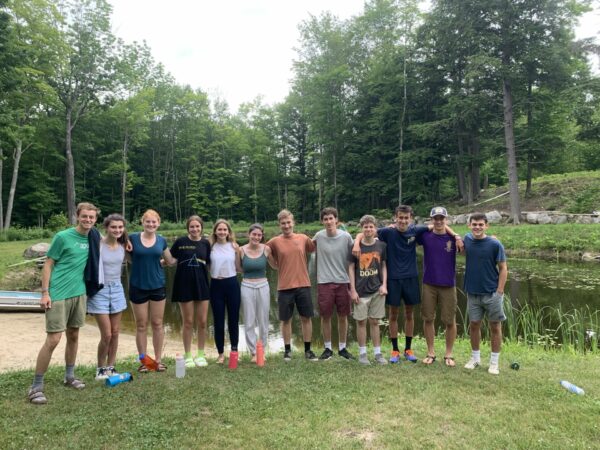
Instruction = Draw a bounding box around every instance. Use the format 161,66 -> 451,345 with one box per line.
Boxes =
422,355 -> 436,365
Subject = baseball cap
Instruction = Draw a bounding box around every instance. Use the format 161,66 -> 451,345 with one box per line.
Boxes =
430,206 -> 448,217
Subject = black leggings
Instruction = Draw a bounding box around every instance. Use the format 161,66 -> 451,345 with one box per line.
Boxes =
210,276 -> 241,354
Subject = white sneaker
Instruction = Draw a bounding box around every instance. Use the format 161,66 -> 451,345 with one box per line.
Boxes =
95,367 -> 108,381
194,356 -> 208,367
464,358 -> 480,370
488,363 -> 500,375
374,353 -> 388,365
358,353 -> 370,365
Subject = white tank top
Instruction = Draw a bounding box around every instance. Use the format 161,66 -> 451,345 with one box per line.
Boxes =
210,242 -> 237,278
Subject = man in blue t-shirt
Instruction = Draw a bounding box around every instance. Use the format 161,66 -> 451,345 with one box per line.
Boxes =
463,212 -> 508,375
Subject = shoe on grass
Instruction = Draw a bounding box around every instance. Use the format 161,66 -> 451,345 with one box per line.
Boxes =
404,349 -> 417,363
28,386 -> 47,405
95,367 -> 108,381
64,378 -> 86,390
338,348 -> 355,360
389,350 -> 401,364
185,357 -> 195,369
358,353 -> 370,365
374,353 -> 388,365
194,356 -> 208,367
488,363 -> 500,375
464,358 -> 481,370
319,348 -> 334,360
305,350 -> 318,361
283,350 -> 292,361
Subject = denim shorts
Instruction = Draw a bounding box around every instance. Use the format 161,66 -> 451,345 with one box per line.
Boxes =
87,281 -> 127,314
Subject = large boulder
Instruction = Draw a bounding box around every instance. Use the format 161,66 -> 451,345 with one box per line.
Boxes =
537,213 -> 552,224
551,215 -> 568,224
526,212 -> 538,224
576,215 -> 593,224
453,214 -> 468,225
581,252 -> 600,262
23,242 -> 50,259
486,210 -> 502,223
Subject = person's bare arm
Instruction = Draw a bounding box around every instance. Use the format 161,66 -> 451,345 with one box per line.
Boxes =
379,261 -> 388,296
40,258 -> 55,310
348,262 -> 359,304
496,261 -> 508,294
264,246 -> 277,270
162,248 -> 177,266
352,233 -> 363,258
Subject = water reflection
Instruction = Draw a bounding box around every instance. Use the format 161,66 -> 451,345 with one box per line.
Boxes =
113,254 -> 600,354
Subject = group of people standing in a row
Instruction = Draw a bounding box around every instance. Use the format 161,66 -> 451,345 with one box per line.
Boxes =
27,202 -> 507,406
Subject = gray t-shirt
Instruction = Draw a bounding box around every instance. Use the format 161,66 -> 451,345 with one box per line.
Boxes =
313,229 -> 353,284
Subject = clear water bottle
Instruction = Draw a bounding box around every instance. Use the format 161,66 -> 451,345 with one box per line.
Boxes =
175,352 -> 185,378
560,380 -> 584,395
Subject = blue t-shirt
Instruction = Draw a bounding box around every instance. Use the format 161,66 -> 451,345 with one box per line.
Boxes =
377,224 -> 428,279
129,233 -> 167,290
463,233 -> 506,294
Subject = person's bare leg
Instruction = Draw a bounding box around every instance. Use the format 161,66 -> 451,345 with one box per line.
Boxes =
34,332 -> 62,376
321,316 -> 332,344
423,320 -> 435,356
132,302 -> 149,356
196,301 -> 209,352
404,304 -> 415,338
150,299 -> 166,362
357,319 -> 367,347
445,321 -> 457,358
388,306 -> 400,339
65,327 -> 79,366
281,319 -> 292,345
369,318 -> 381,347
338,315 -> 348,346
490,321 -> 502,353
94,314 -> 111,367
300,316 -> 312,342
179,302 -> 194,354
107,312 -> 122,367
469,321 -> 482,351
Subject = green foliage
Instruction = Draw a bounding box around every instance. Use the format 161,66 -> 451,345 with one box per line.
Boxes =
46,212 -> 68,231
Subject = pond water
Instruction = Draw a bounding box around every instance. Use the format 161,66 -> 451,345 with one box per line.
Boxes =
114,253 -> 600,354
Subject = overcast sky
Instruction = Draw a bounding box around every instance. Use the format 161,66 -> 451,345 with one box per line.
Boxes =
109,0 -> 599,113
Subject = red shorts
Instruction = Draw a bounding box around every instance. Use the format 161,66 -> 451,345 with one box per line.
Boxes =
317,283 -> 351,318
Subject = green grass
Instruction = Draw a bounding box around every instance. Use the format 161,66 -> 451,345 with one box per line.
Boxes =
2,339 -> 599,449
0,239 -> 46,282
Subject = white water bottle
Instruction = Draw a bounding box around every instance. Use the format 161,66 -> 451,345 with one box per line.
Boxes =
175,352 -> 185,378
560,380 -> 584,395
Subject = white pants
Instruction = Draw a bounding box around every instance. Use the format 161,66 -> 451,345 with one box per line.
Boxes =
241,280 -> 270,355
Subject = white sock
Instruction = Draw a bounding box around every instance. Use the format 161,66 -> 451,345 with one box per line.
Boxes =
359,346 -> 367,355
324,341 -> 332,350
490,352 -> 500,365
339,342 -> 346,351
374,346 -> 381,355
472,350 -> 481,362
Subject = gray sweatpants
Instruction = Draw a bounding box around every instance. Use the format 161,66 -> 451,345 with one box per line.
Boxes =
241,280 -> 271,355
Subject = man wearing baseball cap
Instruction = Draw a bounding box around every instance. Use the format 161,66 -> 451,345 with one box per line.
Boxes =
417,206 -> 460,367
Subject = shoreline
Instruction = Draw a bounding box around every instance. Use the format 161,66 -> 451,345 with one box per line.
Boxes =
0,312 -> 195,373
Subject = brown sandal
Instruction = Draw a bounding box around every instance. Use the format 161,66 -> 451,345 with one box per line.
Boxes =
422,355 -> 436,365
156,362 -> 167,372
137,364 -> 149,373
444,356 -> 456,367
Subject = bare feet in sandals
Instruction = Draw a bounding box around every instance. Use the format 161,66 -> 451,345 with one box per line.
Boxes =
217,354 -> 225,364
422,355 -> 436,365
444,356 -> 456,367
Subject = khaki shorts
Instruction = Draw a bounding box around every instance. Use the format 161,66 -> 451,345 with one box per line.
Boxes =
352,292 -> 386,321
45,295 -> 87,333
421,284 -> 457,325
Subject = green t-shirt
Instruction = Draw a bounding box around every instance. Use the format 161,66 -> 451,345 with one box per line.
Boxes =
47,227 -> 89,301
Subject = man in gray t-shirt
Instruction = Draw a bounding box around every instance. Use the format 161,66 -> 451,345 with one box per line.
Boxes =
313,207 -> 354,360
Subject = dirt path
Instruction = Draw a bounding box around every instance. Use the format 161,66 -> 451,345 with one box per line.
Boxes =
0,312 -> 189,373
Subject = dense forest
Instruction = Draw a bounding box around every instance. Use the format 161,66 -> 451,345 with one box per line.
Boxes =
0,0 -> 599,228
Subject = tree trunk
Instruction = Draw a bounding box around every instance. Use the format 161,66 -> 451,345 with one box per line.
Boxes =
332,144 -> 338,210
525,80 -> 533,196
121,131 -> 128,217
253,172 -> 258,223
470,134 -> 481,201
503,78 -> 521,224
65,109 -> 77,224
398,48 -> 407,206
456,134 -> 467,203
0,144 -> 4,230
4,140 -> 23,230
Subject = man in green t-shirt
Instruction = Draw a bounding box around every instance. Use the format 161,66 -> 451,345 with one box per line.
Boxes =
28,202 -> 99,405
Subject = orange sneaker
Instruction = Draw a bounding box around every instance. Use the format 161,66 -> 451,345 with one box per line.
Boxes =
389,350 -> 401,363
404,349 -> 417,363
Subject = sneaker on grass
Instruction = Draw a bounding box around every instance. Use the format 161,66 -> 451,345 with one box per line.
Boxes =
185,357 -> 195,369
389,350 -> 401,364
305,350 -> 318,361
194,356 -> 208,367
319,348 -> 334,361
464,358 -> 481,370
358,353 -> 370,365
283,350 -> 292,361
95,367 -> 108,381
338,348 -> 355,360
374,353 -> 388,365
488,363 -> 500,375
404,349 -> 417,363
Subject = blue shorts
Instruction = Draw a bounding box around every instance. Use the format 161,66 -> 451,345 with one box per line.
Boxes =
87,281 -> 127,314
386,277 -> 420,307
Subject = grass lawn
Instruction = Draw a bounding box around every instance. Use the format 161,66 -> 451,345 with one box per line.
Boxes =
1,339 -> 599,449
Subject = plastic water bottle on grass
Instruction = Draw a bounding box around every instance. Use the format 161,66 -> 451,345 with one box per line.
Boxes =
560,380 -> 584,395
175,353 -> 185,378
105,372 -> 133,387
